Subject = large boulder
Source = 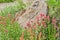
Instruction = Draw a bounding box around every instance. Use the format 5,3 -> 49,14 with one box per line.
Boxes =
15,0 -> 47,27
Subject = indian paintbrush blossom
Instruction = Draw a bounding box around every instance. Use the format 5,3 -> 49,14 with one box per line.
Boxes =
41,20 -> 45,25
4,30 -> 8,33
46,15 -> 50,20
52,17 -> 57,26
26,21 -> 31,27
20,32 -> 24,40
36,16 -> 40,21
39,13 -> 45,17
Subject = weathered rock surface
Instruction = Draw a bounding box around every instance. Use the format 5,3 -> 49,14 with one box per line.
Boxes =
15,0 -> 47,27
0,1 -> 17,10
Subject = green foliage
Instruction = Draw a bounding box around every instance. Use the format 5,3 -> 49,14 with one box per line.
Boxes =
0,0 -> 14,3
0,15 -> 24,40
0,22 -> 23,40
47,0 -> 60,20
0,2 -> 26,17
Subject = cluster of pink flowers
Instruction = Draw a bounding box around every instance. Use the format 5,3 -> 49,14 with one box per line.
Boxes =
25,12 -> 58,29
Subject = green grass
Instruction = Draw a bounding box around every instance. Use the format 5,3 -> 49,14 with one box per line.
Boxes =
47,0 -> 60,20
0,20 -> 23,40
0,2 -> 26,17
0,0 -> 14,3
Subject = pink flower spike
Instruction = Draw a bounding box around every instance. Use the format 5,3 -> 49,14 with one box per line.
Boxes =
30,19 -> 34,23
47,15 -> 50,20
52,18 -> 56,25
54,25 -> 58,29
4,30 -> 8,33
44,15 -> 47,18
41,20 -> 45,26
26,21 -> 31,27
36,16 -> 40,21
39,12 -> 45,17
24,26 -> 28,29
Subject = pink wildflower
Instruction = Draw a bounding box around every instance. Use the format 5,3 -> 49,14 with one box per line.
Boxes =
44,15 -> 47,18
47,15 -> 50,20
37,21 -> 41,26
41,20 -> 45,26
52,18 -> 56,25
4,30 -> 8,33
40,13 -> 45,17
20,32 -> 24,40
39,12 -> 46,19
26,21 -> 31,27
54,25 -> 59,29
36,16 -> 40,21
30,19 -> 34,23
33,25 -> 37,30
24,26 -> 28,29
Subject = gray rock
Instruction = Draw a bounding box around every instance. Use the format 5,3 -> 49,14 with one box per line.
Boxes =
15,0 -> 47,27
